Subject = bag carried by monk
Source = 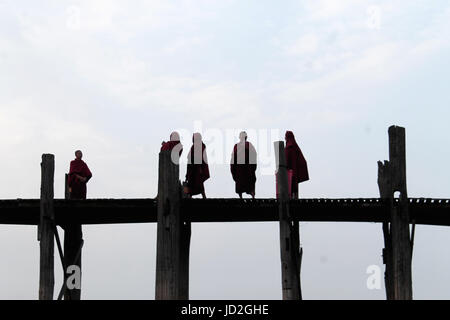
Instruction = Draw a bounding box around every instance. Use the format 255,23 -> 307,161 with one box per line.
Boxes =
182,181 -> 191,196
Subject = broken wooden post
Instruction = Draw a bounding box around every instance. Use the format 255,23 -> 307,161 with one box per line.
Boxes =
64,173 -> 70,200
63,173 -> 83,300
155,150 -> 190,300
274,141 -> 302,300
39,154 -> 55,300
377,125 -> 413,300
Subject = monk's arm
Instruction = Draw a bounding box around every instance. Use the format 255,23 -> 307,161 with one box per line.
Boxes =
84,165 -> 92,183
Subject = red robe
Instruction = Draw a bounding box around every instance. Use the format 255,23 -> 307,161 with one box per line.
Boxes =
160,140 -> 183,156
285,131 -> 309,194
68,159 -> 92,199
186,137 -> 209,196
230,141 -> 257,194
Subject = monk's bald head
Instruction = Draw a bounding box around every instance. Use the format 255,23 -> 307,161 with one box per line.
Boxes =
75,150 -> 83,160
239,131 -> 247,142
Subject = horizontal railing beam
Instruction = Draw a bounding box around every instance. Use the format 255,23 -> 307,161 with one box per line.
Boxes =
0,198 -> 449,226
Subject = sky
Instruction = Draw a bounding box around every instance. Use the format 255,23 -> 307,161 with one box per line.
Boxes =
1,0 -> 450,299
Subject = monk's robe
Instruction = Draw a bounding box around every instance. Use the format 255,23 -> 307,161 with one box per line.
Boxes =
68,159 -> 92,200
285,131 -> 309,195
186,133 -> 210,196
161,140 -> 183,156
230,141 -> 257,194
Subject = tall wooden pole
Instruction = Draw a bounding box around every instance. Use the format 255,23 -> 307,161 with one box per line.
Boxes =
155,150 -> 190,300
378,125 -> 413,300
39,154 -> 55,300
274,141 -> 302,300
63,173 -> 83,300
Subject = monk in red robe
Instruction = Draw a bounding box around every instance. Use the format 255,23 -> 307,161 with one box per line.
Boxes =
285,131 -> 309,199
161,131 -> 183,162
185,133 -> 209,198
230,131 -> 257,199
68,150 -> 92,200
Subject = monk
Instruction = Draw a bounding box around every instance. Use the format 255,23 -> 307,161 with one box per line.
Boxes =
285,131 -> 309,199
230,131 -> 257,199
161,131 -> 183,162
68,150 -> 92,200
65,150 -> 91,300
185,133 -> 209,199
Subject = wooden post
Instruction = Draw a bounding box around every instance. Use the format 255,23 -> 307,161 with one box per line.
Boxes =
39,154 -> 55,300
63,174 -> 83,300
274,141 -> 302,300
155,150 -> 190,300
64,173 -> 70,200
377,126 -> 413,300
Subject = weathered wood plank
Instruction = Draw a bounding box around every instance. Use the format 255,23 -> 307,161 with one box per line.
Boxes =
155,150 -> 190,300
1,198 -> 449,225
274,141 -> 301,300
39,154 -> 55,300
378,126 -> 413,300
63,173 -> 83,300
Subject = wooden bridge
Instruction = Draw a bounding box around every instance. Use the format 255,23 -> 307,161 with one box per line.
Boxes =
2,197 -> 450,226
1,125 -> 449,300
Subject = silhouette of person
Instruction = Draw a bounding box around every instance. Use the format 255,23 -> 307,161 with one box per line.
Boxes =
285,131 -> 309,199
68,150 -> 92,200
185,133 -> 209,199
230,131 -> 257,199
161,131 -> 183,163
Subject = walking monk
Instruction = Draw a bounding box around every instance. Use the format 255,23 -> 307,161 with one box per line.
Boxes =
68,150 -> 92,199
285,131 -> 309,199
230,131 -> 257,199
185,133 -> 209,199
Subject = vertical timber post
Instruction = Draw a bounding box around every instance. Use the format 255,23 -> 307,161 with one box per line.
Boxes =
274,141 -> 302,300
63,174 -> 83,300
377,125 -> 413,300
39,154 -> 55,300
155,150 -> 190,300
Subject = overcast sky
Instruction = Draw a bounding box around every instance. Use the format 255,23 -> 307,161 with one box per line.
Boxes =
1,0 -> 450,299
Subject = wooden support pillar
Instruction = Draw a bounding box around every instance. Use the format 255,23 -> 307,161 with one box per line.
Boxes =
155,150 -> 190,300
274,141 -> 302,300
62,225 -> 82,300
377,125 -> 413,300
64,173 -> 70,200
63,174 -> 83,300
39,154 -> 55,300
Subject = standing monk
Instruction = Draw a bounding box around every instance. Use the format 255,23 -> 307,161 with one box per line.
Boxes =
64,150 -> 92,300
230,131 -> 257,199
68,150 -> 92,200
285,131 -> 309,199
185,133 -> 209,199
161,131 -> 183,161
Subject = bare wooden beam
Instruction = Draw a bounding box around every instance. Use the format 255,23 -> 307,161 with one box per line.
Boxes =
63,173 -> 83,300
155,150 -> 190,300
39,154 -> 55,300
64,173 -> 70,200
2,198 -> 450,226
274,141 -> 301,300
63,226 -> 82,300
378,126 -> 413,300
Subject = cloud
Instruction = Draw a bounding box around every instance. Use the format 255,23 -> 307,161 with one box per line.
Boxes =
284,33 -> 319,56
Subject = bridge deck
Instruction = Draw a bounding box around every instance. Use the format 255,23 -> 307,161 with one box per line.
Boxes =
1,198 -> 449,226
